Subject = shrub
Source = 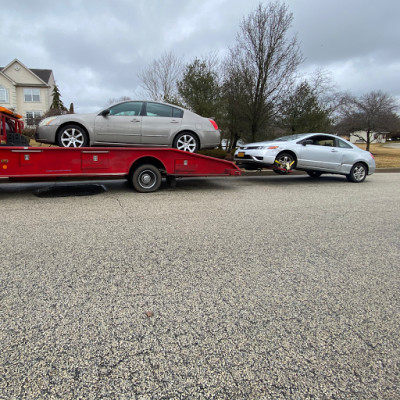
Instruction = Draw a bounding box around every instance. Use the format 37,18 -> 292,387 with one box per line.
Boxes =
22,128 -> 36,139
197,148 -> 232,160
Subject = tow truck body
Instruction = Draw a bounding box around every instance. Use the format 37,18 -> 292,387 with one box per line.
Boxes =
0,107 -> 241,192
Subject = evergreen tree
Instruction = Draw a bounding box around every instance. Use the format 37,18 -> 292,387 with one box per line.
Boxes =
50,84 -> 66,111
177,58 -> 221,119
278,81 -> 332,134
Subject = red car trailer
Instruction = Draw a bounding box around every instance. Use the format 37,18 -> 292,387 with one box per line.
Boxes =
0,107 -> 240,192
0,146 -> 241,192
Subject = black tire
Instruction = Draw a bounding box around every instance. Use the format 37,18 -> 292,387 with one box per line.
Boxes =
274,152 -> 296,174
6,132 -> 30,146
173,132 -> 199,152
346,162 -> 367,183
57,124 -> 88,147
306,170 -> 322,178
132,164 -> 162,193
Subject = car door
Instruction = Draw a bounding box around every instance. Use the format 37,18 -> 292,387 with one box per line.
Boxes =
297,135 -> 343,171
94,101 -> 143,144
141,102 -> 183,145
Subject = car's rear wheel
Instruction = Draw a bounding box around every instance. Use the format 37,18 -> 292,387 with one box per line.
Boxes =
57,124 -> 88,147
132,164 -> 162,193
306,170 -> 322,178
346,162 -> 367,183
274,152 -> 295,174
173,132 -> 199,152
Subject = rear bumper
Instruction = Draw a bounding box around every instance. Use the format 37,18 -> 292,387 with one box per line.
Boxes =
200,130 -> 221,149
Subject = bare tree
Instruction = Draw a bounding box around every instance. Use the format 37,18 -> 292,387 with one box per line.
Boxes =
106,96 -> 132,106
337,91 -> 400,151
137,51 -> 183,103
228,1 -> 303,142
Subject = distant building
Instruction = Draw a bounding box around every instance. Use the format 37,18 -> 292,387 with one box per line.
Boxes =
350,131 -> 387,144
0,58 -> 55,126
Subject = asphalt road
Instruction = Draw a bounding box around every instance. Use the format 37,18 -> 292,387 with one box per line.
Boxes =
1,173 -> 399,399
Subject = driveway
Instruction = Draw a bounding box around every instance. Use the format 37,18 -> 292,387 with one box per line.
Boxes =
1,174 -> 399,399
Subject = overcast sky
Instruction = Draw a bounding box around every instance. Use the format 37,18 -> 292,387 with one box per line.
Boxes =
2,0 -> 400,113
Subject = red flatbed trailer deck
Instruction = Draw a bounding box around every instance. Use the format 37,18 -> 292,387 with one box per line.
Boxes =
0,146 -> 241,192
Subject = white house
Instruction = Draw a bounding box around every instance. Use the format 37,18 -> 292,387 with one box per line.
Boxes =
350,130 -> 387,144
0,58 -> 55,126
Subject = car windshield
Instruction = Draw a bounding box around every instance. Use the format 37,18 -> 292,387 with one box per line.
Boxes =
273,134 -> 309,142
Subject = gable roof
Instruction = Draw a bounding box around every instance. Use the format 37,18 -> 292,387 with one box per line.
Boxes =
0,59 -> 53,85
30,69 -> 52,84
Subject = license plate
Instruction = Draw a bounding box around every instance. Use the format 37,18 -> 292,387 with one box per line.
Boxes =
237,152 -> 245,158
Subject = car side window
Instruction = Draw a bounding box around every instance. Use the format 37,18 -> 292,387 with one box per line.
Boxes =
172,107 -> 184,118
145,103 -> 173,117
337,138 -> 352,149
109,102 -> 143,116
308,136 -> 335,146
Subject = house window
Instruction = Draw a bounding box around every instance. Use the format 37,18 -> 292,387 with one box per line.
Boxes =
0,86 -> 9,103
24,88 -> 40,102
26,111 -> 41,126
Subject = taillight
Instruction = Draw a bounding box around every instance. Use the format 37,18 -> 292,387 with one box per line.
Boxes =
370,152 -> 375,159
209,119 -> 218,130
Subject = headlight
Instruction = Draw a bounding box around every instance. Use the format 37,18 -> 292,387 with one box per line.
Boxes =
39,117 -> 59,126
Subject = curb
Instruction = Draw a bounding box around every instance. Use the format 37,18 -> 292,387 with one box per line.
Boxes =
240,168 -> 400,176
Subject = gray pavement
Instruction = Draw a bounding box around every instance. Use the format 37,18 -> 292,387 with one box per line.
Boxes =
0,173 -> 399,399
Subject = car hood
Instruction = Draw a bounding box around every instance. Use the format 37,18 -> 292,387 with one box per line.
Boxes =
50,112 -> 98,124
239,140 -> 286,148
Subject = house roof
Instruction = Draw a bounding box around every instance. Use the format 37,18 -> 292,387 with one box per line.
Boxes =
30,69 -> 53,84
0,59 -> 53,84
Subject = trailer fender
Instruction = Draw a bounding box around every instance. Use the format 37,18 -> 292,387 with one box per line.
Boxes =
128,156 -> 166,177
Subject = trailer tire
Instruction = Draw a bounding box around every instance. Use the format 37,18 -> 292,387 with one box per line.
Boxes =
132,164 -> 162,193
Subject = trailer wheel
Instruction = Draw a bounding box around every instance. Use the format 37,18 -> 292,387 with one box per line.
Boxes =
57,124 -> 88,147
132,164 -> 162,192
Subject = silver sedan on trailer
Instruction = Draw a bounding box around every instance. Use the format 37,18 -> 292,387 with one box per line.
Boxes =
35,100 -> 220,153
234,133 -> 376,182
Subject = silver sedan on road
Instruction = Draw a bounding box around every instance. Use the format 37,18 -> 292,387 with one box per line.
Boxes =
35,100 -> 220,152
234,133 -> 376,182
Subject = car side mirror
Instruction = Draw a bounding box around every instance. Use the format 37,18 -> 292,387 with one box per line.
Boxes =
303,139 -> 313,146
100,109 -> 110,117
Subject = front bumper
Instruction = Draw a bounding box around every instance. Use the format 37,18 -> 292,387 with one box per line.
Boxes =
35,125 -> 58,143
234,151 -> 276,167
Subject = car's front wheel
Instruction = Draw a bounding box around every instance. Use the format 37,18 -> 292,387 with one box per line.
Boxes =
173,132 -> 199,152
274,152 -> 296,174
57,124 -> 88,147
346,162 -> 367,183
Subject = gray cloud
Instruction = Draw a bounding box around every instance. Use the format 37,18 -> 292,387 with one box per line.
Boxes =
2,0 -> 399,112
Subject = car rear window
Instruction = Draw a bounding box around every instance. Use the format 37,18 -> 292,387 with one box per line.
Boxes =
145,103 -> 184,118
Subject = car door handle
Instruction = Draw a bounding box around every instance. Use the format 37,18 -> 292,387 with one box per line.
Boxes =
131,119 -> 141,123
170,120 -> 179,123
331,149 -> 338,152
